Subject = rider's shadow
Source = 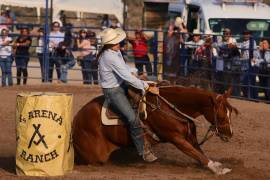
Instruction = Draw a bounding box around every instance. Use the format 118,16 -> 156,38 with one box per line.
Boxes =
109,148 -> 145,166
0,156 -> 16,174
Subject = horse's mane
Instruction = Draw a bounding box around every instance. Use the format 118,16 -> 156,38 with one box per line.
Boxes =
158,84 -> 239,115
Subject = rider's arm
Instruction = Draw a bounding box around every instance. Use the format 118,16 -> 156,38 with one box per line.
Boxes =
109,51 -> 148,92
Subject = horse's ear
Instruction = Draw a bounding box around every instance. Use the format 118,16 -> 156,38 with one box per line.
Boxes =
224,87 -> 233,98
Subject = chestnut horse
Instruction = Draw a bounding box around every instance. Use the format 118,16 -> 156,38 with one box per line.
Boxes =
159,86 -> 239,143
73,86 -> 237,175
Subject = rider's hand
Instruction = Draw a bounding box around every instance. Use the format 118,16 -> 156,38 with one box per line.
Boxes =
148,86 -> 159,95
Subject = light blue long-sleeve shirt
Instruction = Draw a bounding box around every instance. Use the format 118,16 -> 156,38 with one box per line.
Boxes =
253,49 -> 270,67
99,49 -> 148,91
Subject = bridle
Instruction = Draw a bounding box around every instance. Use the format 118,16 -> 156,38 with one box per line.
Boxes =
139,92 -> 233,146
199,94 -> 233,145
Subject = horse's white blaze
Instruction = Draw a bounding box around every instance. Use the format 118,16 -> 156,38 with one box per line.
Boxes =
226,108 -> 233,134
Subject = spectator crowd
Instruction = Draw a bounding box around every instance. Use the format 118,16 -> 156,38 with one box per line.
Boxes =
0,9 -> 269,101
163,17 -> 270,101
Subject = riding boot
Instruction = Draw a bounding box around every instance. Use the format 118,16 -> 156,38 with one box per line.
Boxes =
142,137 -> 157,162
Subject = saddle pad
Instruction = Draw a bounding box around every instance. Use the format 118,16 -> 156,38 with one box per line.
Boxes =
101,101 -> 123,126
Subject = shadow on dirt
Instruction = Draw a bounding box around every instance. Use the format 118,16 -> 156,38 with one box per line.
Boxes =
0,156 -> 16,174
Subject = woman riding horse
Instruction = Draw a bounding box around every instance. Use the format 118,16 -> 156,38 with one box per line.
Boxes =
98,28 -> 159,162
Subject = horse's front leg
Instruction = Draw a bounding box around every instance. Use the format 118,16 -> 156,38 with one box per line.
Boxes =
171,135 -> 231,175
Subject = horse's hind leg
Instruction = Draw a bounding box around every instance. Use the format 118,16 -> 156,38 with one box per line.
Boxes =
171,136 -> 231,175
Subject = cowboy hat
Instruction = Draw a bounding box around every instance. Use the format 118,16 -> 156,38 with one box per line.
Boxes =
100,28 -> 126,45
192,29 -> 201,35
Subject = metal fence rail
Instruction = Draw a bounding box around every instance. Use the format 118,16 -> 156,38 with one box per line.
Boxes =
0,2 -> 269,103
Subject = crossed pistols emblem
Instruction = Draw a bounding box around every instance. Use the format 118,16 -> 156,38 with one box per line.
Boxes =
28,124 -> 48,149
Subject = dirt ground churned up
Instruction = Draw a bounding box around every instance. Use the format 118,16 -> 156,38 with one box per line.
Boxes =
0,84 -> 269,180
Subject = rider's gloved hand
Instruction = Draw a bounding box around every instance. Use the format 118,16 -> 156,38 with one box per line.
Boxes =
148,86 -> 159,95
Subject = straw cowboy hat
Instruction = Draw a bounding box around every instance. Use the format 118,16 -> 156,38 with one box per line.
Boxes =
100,28 -> 126,45
192,29 -> 201,35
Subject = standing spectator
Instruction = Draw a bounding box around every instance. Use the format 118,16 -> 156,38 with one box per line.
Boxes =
101,14 -> 112,29
89,31 -> 99,84
253,39 -> 270,100
193,35 -> 218,89
216,28 -> 239,94
163,24 -> 181,83
128,30 -> 152,76
58,10 -> 67,28
14,27 -> 32,85
185,29 -> 204,74
175,17 -> 189,76
77,29 -> 97,84
49,21 -> 65,82
58,23 -> 75,83
239,30 -> 257,99
0,28 -> 13,86
77,28 -> 91,84
36,28 -> 45,82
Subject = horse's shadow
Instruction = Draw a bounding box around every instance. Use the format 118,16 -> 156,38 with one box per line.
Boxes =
0,156 -> 16,174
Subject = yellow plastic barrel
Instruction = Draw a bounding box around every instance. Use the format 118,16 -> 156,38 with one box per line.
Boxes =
15,92 -> 74,176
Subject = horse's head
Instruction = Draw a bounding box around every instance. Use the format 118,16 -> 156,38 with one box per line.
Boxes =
212,87 -> 239,142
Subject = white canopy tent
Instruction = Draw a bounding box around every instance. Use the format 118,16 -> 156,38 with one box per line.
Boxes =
0,0 -> 124,23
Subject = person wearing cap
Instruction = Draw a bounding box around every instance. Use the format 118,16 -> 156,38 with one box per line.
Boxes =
238,30 -> 258,99
14,27 -> 32,85
48,21 -> 65,82
0,28 -> 13,86
185,29 -> 204,74
77,28 -> 97,84
128,29 -> 152,76
98,28 -> 158,162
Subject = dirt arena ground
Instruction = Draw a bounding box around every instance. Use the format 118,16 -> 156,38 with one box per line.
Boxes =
0,84 -> 269,180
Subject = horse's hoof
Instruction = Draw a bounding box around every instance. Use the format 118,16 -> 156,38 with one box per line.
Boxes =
207,160 -> 232,175
221,168 -> 232,175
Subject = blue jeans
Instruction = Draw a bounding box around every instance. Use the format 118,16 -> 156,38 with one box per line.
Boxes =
81,55 -> 98,84
15,56 -> 29,85
103,84 -> 144,155
60,59 -> 75,83
241,67 -> 258,99
0,56 -> 13,86
49,53 -> 61,82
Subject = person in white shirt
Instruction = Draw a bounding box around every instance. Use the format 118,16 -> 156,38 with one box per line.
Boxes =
0,28 -> 13,86
49,21 -> 65,82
